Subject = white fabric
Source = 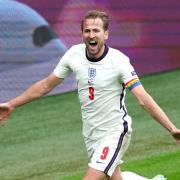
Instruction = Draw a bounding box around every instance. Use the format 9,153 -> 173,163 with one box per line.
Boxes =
88,128 -> 131,176
122,171 -> 149,180
54,44 -> 138,141
122,171 -> 167,180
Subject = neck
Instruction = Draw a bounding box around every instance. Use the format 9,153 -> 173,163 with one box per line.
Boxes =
87,45 -> 105,59
86,44 -> 109,62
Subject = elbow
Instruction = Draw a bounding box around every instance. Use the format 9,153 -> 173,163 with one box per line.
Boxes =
136,93 -> 151,110
137,93 -> 156,113
38,79 -> 52,96
42,83 -> 52,95
138,100 -> 146,109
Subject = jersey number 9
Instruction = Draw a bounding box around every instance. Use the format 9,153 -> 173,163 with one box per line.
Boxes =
89,87 -> 94,100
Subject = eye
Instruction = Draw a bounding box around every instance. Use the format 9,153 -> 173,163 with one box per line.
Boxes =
93,29 -> 100,33
83,29 -> 90,33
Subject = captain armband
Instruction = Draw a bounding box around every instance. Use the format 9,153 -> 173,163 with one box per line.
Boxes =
125,78 -> 141,91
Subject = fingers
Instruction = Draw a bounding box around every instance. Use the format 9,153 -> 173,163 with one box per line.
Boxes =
0,104 -> 9,112
0,106 -> 10,124
171,129 -> 180,143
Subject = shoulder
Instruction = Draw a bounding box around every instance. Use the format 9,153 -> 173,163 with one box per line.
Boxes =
68,43 -> 86,54
60,43 -> 86,66
61,44 -> 85,60
108,47 -> 130,63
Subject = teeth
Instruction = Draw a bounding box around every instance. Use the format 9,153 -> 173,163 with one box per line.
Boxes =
90,40 -> 96,43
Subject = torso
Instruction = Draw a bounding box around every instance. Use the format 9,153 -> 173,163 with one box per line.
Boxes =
54,44 -> 136,140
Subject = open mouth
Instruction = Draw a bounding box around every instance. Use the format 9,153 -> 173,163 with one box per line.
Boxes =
89,40 -> 97,47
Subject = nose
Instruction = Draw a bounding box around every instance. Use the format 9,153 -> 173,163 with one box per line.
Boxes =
89,31 -> 95,38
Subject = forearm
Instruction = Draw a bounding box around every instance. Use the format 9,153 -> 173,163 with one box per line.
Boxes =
140,93 -> 176,133
8,78 -> 52,108
131,85 -> 177,133
7,73 -> 61,109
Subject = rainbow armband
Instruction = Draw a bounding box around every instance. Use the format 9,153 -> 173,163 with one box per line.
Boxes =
126,78 -> 141,91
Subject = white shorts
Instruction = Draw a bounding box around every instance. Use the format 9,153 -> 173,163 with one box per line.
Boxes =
84,121 -> 131,177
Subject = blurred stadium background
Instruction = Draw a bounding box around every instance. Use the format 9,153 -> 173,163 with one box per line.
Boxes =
0,1 -> 180,180
0,0 -> 180,102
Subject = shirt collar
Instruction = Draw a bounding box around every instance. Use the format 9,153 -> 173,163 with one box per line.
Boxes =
86,44 -> 109,62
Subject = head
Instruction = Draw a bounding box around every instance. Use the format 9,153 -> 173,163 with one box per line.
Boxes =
81,10 -> 109,59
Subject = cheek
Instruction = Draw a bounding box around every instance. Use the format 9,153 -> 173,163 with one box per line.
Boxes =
82,34 -> 88,41
82,36 -> 86,42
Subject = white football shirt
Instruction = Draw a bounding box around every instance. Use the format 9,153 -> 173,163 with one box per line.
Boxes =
54,44 -> 139,140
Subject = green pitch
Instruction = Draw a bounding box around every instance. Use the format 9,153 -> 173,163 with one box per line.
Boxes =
0,70 -> 180,180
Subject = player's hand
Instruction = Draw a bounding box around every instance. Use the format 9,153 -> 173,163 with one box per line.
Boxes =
0,103 -> 14,125
171,128 -> 180,143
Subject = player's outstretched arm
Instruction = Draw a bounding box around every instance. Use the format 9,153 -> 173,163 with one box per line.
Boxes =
0,103 -> 14,125
130,84 -> 180,143
171,129 -> 180,143
0,73 -> 63,124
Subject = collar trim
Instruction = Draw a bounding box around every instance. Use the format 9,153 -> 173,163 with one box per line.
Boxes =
86,44 -> 109,62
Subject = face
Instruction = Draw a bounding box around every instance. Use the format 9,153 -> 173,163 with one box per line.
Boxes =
82,17 -> 109,59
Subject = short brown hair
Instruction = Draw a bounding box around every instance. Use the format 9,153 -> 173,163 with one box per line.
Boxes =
81,10 -> 109,32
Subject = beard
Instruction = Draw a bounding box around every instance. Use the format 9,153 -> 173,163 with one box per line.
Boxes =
85,42 -> 104,59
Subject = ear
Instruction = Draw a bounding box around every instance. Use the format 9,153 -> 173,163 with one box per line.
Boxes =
104,30 -> 109,40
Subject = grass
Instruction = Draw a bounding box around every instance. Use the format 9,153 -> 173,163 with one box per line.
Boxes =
60,151 -> 180,180
0,70 -> 180,180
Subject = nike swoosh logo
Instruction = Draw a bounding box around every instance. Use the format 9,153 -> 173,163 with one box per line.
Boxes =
96,160 -> 104,164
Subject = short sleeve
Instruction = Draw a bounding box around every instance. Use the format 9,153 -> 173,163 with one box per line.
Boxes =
53,49 -> 72,79
119,55 -> 141,91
